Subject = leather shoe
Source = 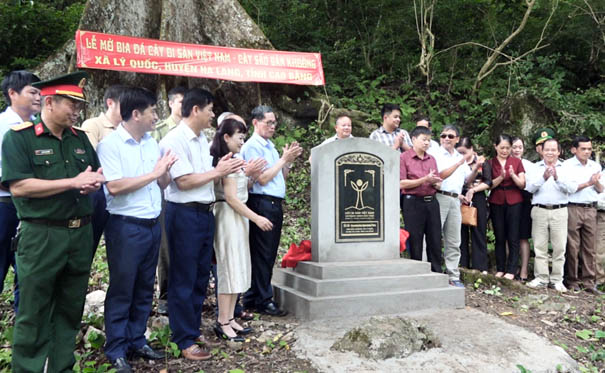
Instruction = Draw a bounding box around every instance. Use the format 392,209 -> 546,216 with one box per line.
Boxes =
112,357 -> 133,373
584,287 -> 604,296
182,344 -> 212,361
131,344 -> 164,360
258,302 -> 288,316
229,317 -> 253,335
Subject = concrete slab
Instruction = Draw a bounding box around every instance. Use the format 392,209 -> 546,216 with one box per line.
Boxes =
293,308 -> 578,373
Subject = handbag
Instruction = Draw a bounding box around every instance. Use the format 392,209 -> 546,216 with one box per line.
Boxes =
461,202 -> 478,227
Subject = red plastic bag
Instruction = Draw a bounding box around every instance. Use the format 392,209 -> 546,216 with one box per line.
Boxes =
281,240 -> 312,268
399,229 -> 409,253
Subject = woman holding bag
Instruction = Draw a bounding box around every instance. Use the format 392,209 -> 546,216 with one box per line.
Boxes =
457,137 -> 491,273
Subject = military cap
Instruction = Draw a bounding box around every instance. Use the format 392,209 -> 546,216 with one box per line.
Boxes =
533,127 -> 555,145
32,71 -> 88,102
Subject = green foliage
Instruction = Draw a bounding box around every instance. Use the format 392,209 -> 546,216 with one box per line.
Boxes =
484,285 -> 502,296
0,1 -> 85,76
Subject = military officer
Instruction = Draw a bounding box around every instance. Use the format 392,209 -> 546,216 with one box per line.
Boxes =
1,71 -> 105,373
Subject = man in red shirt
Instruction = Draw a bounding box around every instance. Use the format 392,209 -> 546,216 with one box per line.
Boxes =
400,126 -> 443,273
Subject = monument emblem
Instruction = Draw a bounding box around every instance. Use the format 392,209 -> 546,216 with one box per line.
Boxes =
336,152 -> 383,242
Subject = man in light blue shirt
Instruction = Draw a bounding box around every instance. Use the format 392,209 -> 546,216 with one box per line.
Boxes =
240,105 -> 302,316
0,70 -> 40,309
97,87 -> 177,372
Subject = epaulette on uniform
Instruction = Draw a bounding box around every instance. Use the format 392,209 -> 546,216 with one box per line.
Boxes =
11,122 -> 34,131
72,126 -> 89,133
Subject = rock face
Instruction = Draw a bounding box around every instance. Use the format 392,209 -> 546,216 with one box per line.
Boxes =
330,316 -> 440,360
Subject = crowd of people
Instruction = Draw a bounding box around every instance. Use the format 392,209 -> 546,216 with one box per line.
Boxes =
0,70 -> 302,372
0,69 -> 604,372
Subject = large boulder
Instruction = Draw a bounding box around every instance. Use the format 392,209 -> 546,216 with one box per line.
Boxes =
331,316 -> 440,360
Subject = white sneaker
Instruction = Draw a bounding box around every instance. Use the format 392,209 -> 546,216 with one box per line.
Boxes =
552,282 -> 567,293
527,278 -> 547,289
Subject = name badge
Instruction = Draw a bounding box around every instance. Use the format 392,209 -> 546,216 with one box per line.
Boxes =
34,149 -> 53,156
74,148 -> 86,155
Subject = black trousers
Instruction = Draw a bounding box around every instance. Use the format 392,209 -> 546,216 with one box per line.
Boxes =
460,192 -> 489,271
402,195 -> 443,273
243,194 -> 284,309
490,202 -> 522,274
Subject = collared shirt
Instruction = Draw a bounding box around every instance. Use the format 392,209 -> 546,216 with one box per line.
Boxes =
562,156 -> 604,204
97,124 -> 162,219
80,112 -> 117,149
369,126 -> 412,152
488,156 -> 525,205
320,134 -> 354,146
521,159 -> 535,192
400,149 -> 438,196
426,139 -> 440,156
241,132 -> 285,198
0,107 -> 35,198
526,160 -> 577,205
151,115 -> 178,142
1,116 -> 99,219
160,122 -> 215,203
434,146 -> 471,195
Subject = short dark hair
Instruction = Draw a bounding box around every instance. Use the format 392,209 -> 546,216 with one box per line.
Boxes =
411,126 -> 432,138
168,86 -> 187,101
1,70 -> 40,103
251,105 -> 274,122
493,134 -> 513,146
511,136 -> 524,146
380,103 -> 400,119
210,118 -> 247,167
456,136 -> 473,149
181,88 -> 214,118
103,85 -> 126,109
119,86 -> 156,122
572,135 -> 591,148
335,115 -> 350,125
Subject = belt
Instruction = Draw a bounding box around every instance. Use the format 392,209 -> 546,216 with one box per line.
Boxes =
181,202 -> 214,212
535,204 -> 567,210
405,194 -> 435,202
0,197 -> 12,204
249,194 -> 283,204
437,190 -> 459,198
569,202 -> 597,208
112,214 -> 159,227
24,215 -> 91,229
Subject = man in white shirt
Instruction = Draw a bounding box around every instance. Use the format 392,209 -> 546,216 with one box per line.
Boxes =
434,124 -> 472,287
525,139 -> 577,292
562,136 -> 604,295
320,115 -> 354,145
415,117 -> 439,155
160,88 -> 243,360
0,70 -> 40,309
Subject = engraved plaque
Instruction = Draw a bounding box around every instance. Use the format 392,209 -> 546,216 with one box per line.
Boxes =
335,152 -> 384,242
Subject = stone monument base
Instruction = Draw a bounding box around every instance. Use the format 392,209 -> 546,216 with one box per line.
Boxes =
273,259 -> 465,321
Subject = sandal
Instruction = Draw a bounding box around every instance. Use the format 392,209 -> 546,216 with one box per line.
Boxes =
214,321 -> 244,342
229,317 -> 253,335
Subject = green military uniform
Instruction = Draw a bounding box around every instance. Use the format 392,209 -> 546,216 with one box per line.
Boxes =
151,115 -> 177,141
1,72 -> 100,373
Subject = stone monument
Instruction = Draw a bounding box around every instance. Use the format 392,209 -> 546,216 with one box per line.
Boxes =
273,138 -> 464,320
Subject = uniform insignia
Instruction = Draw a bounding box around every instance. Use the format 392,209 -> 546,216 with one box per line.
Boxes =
74,148 -> 86,155
78,78 -> 86,88
10,122 -> 33,131
541,131 -> 548,138
35,149 -> 54,156
34,123 -> 44,136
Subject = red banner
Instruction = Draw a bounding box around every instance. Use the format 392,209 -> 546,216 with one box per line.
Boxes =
75,30 -> 325,86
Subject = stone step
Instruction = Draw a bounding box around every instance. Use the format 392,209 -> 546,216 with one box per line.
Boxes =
273,268 -> 449,297
273,283 -> 465,321
294,258 -> 432,280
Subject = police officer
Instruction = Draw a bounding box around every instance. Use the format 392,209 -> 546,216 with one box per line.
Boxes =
1,71 -> 105,373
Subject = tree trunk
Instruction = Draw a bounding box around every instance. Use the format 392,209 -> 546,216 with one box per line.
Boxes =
35,0 -> 323,125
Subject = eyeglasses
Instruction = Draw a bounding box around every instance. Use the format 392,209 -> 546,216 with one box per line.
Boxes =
261,120 -> 277,127
440,134 -> 457,139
